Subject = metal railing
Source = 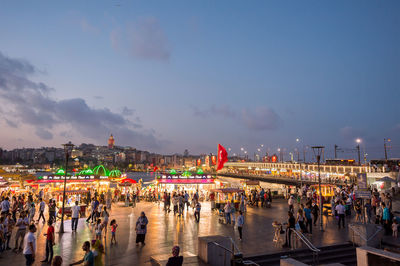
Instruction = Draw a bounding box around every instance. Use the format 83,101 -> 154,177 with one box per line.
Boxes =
349,224 -> 383,246
290,228 -> 320,265
211,238 -> 259,266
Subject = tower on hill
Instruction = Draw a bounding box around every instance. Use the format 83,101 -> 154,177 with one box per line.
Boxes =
108,134 -> 115,149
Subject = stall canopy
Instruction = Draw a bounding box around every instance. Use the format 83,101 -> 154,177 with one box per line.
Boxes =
211,188 -> 244,194
120,178 -> 137,184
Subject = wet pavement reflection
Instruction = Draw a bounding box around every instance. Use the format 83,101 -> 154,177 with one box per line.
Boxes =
0,199 -> 355,265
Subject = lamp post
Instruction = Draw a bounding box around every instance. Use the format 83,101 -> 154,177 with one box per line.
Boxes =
296,138 -> 302,188
384,138 -> 391,161
59,141 -> 74,234
312,146 -> 325,231
356,138 -> 361,165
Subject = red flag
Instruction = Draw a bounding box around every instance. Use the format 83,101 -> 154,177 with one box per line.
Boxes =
217,144 -> 228,171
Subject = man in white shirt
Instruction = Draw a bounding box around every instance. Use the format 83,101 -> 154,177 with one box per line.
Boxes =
37,198 -> 46,224
335,201 -> 346,229
23,224 -> 37,265
71,201 -> 80,231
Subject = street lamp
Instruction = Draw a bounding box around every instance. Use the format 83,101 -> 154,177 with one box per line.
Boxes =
384,138 -> 391,161
59,141 -> 74,234
312,146 -> 325,231
356,138 -> 361,165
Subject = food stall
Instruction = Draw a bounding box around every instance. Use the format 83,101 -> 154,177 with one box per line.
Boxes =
155,171 -> 216,198
241,180 -> 260,195
211,188 -> 244,210
310,184 -> 335,215
53,190 -> 88,218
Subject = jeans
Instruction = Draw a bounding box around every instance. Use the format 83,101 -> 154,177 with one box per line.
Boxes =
45,239 -> 53,262
71,218 -> 79,231
225,213 -> 231,224
15,229 -> 26,249
338,214 -> 345,229
194,211 -> 200,222
238,226 -> 243,239
37,211 -> 45,223
306,217 -> 312,233
25,254 -> 34,266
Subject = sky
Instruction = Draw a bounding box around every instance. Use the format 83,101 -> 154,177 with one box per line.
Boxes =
0,0 -> 399,160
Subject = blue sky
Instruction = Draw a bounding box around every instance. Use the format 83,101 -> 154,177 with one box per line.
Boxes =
0,0 -> 399,159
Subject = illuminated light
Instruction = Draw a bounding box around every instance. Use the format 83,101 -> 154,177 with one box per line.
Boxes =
109,169 -> 122,178
55,168 -> 65,176
93,165 -> 110,176
170,169 -> 177,175
197,168 -> 204,175
183,171 -> 191,177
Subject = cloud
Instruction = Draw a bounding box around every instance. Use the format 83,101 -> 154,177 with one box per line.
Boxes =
339,126 -> 363,140
0,51 -> 162,149
80,18 -> 99,34
242,107 -> 282,130
93,95 -> 103,100
35,128 -> 53,140
192,105 -> 282,131
5,119 -> 18,128
110,17 -> 171,61
122,106 -> 135,116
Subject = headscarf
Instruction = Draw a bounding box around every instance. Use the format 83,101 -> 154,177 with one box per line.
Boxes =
172,246 -> 180,257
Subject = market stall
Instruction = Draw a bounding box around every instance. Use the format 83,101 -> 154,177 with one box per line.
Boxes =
211,188 -> 244,210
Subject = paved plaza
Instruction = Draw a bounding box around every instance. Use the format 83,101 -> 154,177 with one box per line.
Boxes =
0,199 -> 389,265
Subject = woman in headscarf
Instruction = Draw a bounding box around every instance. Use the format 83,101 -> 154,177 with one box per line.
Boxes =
135,211 -> 148,245
166,246 -> 183,266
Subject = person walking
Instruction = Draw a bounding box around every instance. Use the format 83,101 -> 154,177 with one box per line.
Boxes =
335,201 -> 346,229
288,196 -> 294,213
304,203 -> 312,234
283,211 -> 296,248
101,206 -> 109,237
48,200 -> 56,224
194,202 -> 201,223
23,224 -> 37,266
1,197 -> 10,215
135,212 -> 148,246
37,198 -> 46,224
184,191 -> 190,211
110,219 -> 118,245
14,211 -> 29,251
71,201 -> 80,232
224,202 -> 231,224
311,202 -> 319,226
237,211 -> 244,241
41,220 -> 55,264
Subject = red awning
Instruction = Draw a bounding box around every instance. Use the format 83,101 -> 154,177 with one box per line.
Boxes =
211,188 -> 244,194
120,178 -> 137,184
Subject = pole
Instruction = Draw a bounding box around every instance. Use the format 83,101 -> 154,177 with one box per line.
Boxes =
59,150 -> 69,233
303,147 -> 306,163
318,155 -> 323,231
357,145 -> 361,165
334,145 -> 338,159
384,139 -> 388,161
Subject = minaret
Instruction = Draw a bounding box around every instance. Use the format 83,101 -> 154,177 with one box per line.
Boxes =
108,134 -> 115,149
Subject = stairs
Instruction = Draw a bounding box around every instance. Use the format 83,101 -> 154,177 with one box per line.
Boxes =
244,243 -> 357,266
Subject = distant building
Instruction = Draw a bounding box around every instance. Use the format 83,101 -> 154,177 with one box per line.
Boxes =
108,134 -> 115,149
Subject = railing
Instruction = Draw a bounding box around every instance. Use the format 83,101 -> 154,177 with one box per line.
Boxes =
290,228 -> 320,265
349,224 -> 383,246
211,238 -> 259,266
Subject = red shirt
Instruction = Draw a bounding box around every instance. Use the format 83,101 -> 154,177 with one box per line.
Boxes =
47,225 -> 54,241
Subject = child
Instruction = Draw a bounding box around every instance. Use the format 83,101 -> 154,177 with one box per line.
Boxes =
101,206 -> 109,238
95,219 -> 103,240
392,219 -> 398,238
110,219 -> 118,244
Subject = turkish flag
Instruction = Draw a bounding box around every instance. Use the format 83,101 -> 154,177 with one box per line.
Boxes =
217,144 -> 228,171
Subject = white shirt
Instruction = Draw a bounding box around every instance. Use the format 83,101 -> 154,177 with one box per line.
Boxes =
23,232 -> 36,255
335,204 -> 346,215
71,205 -> 80,218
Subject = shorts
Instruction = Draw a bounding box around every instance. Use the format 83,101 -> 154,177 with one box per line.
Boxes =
112,232 -> 115,236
